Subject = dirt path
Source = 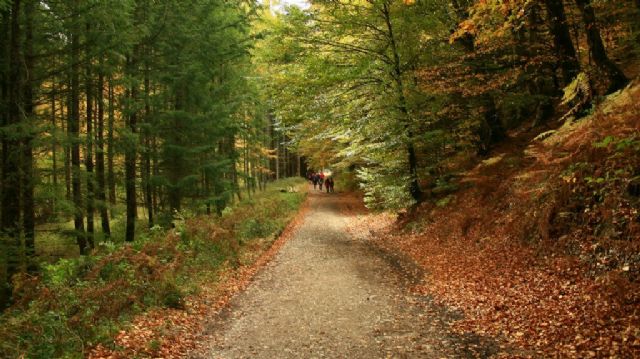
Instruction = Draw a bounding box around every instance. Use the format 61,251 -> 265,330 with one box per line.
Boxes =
195,191 -> 497,358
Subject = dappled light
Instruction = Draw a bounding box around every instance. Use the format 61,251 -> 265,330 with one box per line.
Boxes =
1,0 -> 639,357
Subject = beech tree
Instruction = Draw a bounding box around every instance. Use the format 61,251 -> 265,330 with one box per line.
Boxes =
259,0 -> 635,210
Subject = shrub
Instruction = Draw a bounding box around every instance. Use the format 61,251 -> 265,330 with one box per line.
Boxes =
0,178 -> 307,358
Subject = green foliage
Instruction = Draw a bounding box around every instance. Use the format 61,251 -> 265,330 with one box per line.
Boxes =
159,281 -> 184,309
556,134 -> 640,244
593,135 -> 616,148
436,195 -> 455,208
432,177 -> 459,195
0,179 -> 306,359
562,73 -> 592,106
43,259 -> 81,287
358,167 -> 415,210
254,1 -> 457,209
238,218 -> 278,240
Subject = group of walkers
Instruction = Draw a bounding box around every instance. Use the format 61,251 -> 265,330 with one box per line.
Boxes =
308,171 -> 335,193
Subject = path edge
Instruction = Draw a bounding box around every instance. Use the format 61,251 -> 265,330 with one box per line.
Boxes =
186,191 -> 311,357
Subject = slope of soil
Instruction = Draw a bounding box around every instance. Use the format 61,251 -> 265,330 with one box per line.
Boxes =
355,81 -> 640,357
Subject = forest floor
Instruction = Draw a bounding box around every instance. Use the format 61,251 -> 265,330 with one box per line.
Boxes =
344,81 -> 640,358
190,190 -> 507,359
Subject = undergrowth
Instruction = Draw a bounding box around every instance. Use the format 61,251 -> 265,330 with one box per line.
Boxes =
385,80 -> 640,357
0,178 -> 306,359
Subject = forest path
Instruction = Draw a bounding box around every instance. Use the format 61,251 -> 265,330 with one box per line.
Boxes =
195,190 -> 496,358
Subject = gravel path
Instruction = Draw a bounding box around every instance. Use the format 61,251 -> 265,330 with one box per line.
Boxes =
197,191 -> 497,358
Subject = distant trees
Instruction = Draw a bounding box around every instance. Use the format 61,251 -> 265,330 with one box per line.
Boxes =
0,0 -> 297,308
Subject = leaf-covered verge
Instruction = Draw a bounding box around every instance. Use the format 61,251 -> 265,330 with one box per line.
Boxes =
0,178 -> 307,359
348,81 -> 640,357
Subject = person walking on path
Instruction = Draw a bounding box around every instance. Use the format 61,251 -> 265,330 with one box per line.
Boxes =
325,177 -> 332,193
312,173 -> 319,190
318,176 -> 324,191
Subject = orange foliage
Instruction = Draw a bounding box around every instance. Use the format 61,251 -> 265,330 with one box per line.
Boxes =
348,82 -> 640,357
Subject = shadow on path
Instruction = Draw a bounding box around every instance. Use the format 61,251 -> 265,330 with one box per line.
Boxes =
195,191 -> 501,358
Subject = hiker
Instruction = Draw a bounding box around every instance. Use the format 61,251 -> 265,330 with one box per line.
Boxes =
318,175 -> 324,191
312,173 -> 318,190
328,177 -> 335,193
325,177 -> 331,193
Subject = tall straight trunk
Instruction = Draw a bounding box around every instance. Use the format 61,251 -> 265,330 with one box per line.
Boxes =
275,132 -> 280,180
22,0 -> 36,272
1,0 -> 22,307
151,136 -> 159,214
85,36 -> 95,249
107,78 -> 116,212
633,0 -> 640,44
244,132 -> 250,197
64,128 -> 71,200
227,135 -> 241,202
70,21 -> 86,254
204,170 -> 211,215
283,145 -> 288,178
124,56 -> 138,242
64,77 -> 72,201
143,135 -> 153,226
51,80 -> 58,190
124,72 -> 138,242
543,0 -> 580,85
574,0 -> 628,93
96,69 -> 110,237
143,61 -> 153,227
0,6 -> 9,308
166,90 -> 183,212
382,2 -> 421,202
262,122 -> 269,190
252,159 -> 258,194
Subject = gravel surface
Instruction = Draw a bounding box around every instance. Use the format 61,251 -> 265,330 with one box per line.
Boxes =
196,191 -> 497,358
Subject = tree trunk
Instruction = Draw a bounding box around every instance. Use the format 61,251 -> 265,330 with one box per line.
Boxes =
125,56 -> 138,242
382,2 -> 421,202
65,128 -> 71,200
244,132 -> 251,197
64,78 -> 71,202
22,0 -> 36,272
166,91 -> 184,213
228,135 -> 242,202
151,136 -> 159,214
275,132 -> 280,180
1,0 -> 22,306
574,0 -> 628,93
107,77 -> 116,213
70,13 -> 86,254
477,96 -> 505,155
143,61 -> 153,227
85,32 -> 95,249
96,67 -> 110,238
543,0 -> 580,85
51,80 -> 58,191
0,5 -> 9,308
